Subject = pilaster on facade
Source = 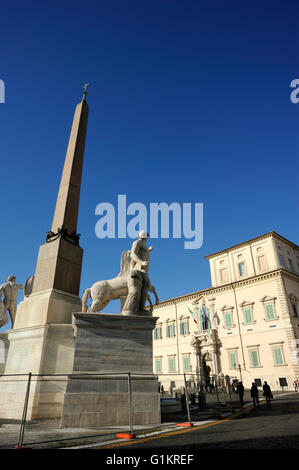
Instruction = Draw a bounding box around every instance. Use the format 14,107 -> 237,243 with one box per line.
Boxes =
276,273 -> 292,320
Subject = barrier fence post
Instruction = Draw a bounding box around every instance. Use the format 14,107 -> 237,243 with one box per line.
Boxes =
127,372 -> 134,436
183,373 -> 191,423
16,372 -> 32,449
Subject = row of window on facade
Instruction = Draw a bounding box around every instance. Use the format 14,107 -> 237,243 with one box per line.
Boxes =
155,354 -> 192,374
154,343 -> 287,375
219,258 -> 265,283
154,298 -> 298,339
219,252 -> 298,284
277,244 -> 299,273
227,343 -> 287,369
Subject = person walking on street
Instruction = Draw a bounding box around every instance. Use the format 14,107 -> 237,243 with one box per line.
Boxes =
293,380 -> 298,392
237,381 -> 244,407
263,381 -> 272,408
250,382 -> 259,407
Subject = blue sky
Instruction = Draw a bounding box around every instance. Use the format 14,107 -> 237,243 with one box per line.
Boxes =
0,0 -> 298,331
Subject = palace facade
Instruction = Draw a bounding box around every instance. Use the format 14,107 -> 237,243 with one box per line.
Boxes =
152,231 -> 299,391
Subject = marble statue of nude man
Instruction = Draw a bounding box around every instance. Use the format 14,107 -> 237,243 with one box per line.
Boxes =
129,231 -> 153,312
0,276 -> 24,327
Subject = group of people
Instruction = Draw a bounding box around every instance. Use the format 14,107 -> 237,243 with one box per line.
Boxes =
293,379 -> 299,392
205,379 -> 216,394
236,380 -> 273,408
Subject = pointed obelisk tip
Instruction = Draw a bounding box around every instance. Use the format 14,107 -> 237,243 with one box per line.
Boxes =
82,82 -> 90,102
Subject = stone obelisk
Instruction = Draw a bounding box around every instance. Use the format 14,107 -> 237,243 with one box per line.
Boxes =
0,88 -> 89,420
15,89 -> 89,328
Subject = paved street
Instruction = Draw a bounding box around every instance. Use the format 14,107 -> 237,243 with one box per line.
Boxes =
105,392 -> 299,450
0,391 -> 298,449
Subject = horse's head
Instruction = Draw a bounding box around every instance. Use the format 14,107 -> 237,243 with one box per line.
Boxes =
119,250 -> 131,276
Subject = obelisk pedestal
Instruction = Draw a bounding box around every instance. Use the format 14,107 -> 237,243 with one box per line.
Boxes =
0,93 -> 89,421
61,313 -> 161,428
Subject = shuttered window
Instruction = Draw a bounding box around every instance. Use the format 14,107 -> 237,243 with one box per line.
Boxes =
183,356 -> 190,371
180,320 -> 189,335
228,351 -> 237,369
257,255 -> 268,271
154,326 -> 162,339
155,358 -> 162,373
168,356 -> 176,372
244,308 -> 253,324
166,323 -> 175,337
224,312 -> 233,328
265,303 -> 275,320
273,347 -> 284,366
249,350 -> 260,367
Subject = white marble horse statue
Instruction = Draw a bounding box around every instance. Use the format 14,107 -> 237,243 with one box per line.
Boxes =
82,250 -> 159,313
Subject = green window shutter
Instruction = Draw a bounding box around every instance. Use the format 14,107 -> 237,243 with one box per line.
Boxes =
180,321 -> 189,335
183,357 -> 189,371
250,350 -> 259,367
244,308 -> 253,324
155,359 -> 161,373
225,312 -> 233,327
273,348 -> 283,365
265,303 -> 275,320
169,357 -> 175,372
229,352 -> 237,369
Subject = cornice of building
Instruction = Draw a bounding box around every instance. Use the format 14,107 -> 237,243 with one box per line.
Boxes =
205,231 -> 299,260
153,268 -> 299,310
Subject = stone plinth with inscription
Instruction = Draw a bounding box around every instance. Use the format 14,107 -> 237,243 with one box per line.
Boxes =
60,313 -> 161,428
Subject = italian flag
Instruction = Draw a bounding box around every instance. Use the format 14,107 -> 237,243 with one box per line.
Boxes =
187,306 -> 198,325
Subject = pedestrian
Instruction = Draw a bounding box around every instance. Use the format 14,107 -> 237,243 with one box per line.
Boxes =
297,380 -> 299,392
237,381 -> 244,406
161,385 -> 164,395
250,382 -> 259,407
263,381 -> 272,408
293,380 -> 298,392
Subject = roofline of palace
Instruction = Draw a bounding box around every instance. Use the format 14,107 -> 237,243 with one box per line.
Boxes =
152,268 -> 299,310
205,231 -> 299,260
